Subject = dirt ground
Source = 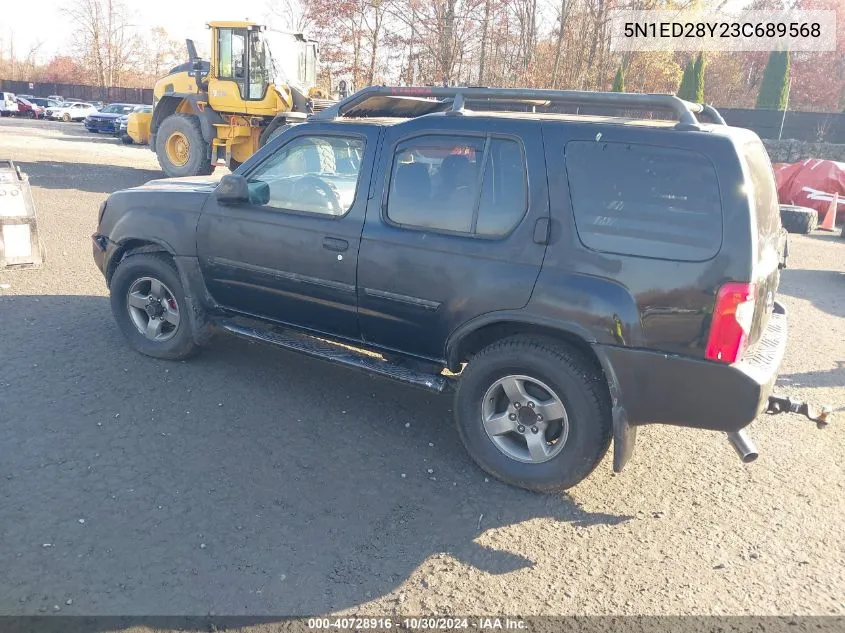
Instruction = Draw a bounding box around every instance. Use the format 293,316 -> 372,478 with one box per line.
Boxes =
0,117 -> 843,621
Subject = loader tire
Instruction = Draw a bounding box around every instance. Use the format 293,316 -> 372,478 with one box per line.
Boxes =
259,119 -> 293,147
779,204 -> 818,235
155,114 -> 213,178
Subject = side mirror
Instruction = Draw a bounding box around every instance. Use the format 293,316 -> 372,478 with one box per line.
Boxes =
247,181 -> 270,206
215,174 -> 250,204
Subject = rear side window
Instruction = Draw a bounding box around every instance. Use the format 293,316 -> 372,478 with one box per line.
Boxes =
742,140 -> 781,240
386,135 -> 528,238
565,141 -> 722,261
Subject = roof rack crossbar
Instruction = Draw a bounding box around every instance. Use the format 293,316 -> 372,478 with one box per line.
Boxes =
311,85 -> 726,126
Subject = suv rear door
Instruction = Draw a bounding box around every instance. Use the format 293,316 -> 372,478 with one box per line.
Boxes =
356,116 -> 549,361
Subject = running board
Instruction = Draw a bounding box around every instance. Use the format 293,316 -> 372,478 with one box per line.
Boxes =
219,321 -> 451,393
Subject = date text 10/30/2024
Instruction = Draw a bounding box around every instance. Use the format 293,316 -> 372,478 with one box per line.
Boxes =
307,617 -> 527,630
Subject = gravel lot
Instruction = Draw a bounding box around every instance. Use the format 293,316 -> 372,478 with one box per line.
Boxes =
0,117 -> 843,620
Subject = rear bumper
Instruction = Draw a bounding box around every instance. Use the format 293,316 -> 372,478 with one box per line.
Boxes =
598,302 -> 787,433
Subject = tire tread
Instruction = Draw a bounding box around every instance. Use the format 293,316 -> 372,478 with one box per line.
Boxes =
455,335 -> 612,492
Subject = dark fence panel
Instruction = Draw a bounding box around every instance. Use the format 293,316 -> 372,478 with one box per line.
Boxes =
0,79 -> 153,105
719,108 -> 845,143
465,99 -> 845,142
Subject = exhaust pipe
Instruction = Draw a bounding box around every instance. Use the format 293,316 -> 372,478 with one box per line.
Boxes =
726,430 -> 759,463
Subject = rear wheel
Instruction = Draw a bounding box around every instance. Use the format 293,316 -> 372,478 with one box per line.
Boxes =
454,336 -> 612,492
155,113 -> 213,178
780,204 -> 818,234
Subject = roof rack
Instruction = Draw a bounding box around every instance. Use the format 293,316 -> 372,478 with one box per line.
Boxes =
311,85 -> 726,126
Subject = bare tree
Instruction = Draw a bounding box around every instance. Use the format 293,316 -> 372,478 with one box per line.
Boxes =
62,0 -> 139,88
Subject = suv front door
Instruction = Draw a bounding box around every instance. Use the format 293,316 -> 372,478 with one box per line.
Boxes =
356,117 -> 549,361
196,124 -> 378,340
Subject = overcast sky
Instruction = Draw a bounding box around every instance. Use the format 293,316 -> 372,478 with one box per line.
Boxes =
2,0 -> 283,63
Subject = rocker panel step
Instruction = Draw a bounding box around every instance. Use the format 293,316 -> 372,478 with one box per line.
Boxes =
220,321 -> 450,393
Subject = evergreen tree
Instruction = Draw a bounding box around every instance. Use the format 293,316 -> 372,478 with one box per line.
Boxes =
693,52 -> 705,103
612,67 -> 625,92
677,60 -> 696,101
756,51 -> 790,110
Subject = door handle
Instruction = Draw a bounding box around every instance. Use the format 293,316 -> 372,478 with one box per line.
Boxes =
533,218 -> 550,245
322,237 -> 349,252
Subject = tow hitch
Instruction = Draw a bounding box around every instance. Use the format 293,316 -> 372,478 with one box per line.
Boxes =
726,394 -> 830,463
766,393 -> 832,429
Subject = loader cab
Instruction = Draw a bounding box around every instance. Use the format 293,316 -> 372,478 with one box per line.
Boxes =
212,23 -> 273,103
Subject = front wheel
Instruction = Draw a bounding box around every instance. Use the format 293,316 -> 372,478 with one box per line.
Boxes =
155,113 -> 213,178
454,336 -> 612,492
62,113 -> 70,122
109,253 -> 198,360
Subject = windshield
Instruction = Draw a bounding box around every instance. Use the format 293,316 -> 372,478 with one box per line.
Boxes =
102,104 -> 133,114
247,30 -> 273,99
262,30 -> 315,91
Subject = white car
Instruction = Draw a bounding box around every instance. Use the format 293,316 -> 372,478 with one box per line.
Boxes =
1,92 -> 18,117
47,102 -> 99,122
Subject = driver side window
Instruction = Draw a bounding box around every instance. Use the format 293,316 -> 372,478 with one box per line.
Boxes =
248,135 -> 365,217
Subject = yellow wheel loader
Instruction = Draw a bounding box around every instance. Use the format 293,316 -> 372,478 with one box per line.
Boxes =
149,21 -> 332,177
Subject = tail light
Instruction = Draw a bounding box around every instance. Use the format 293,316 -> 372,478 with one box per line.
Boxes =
705,282 -> 756,364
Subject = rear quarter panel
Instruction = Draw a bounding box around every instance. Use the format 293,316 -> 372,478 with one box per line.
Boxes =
539,121 -> 754,357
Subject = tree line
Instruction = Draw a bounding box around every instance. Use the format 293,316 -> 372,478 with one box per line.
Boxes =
1,0 -> 842,113
291,0 -> 844,112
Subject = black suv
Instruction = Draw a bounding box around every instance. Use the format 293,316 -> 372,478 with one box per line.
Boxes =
93,86 -> 789,492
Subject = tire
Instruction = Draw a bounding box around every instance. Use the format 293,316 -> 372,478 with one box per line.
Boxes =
840,222 -> 845,240
120,135 -> 133,145
454,336 -> 612,492
228,157 -> 242,172
155,113 -> 213,178
109,253 -> 198,360
259,118 -> 292,148
780,204 -> 818,234
62,113 -> 70,122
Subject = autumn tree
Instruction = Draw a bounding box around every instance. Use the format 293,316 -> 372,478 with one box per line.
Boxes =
40,56 -> 87,83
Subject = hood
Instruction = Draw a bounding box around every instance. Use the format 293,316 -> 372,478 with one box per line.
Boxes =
104,176 -> 221,231
90,112 -> 121,119
133,175 -> 221,193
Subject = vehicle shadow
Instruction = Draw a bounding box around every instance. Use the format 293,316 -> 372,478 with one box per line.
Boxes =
16,160 -> 163,194
779,360 -> 845,390
0,294 -> 632,619
777,268 -> 845,319
802,230 -> 844,244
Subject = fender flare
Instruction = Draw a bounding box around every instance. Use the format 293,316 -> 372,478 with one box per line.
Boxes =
445,311 -> 637,472
444,311 -> 597,370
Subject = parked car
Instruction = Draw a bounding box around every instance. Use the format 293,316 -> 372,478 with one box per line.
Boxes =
28,97 -> 62,110
92,86 -> 789,492
47,102 -> 98,122
15,97 -> 45,118
119,105 -> 153,144
47,94 -> 63,102
85,103 -> 141,134
1,92 -> 19,116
